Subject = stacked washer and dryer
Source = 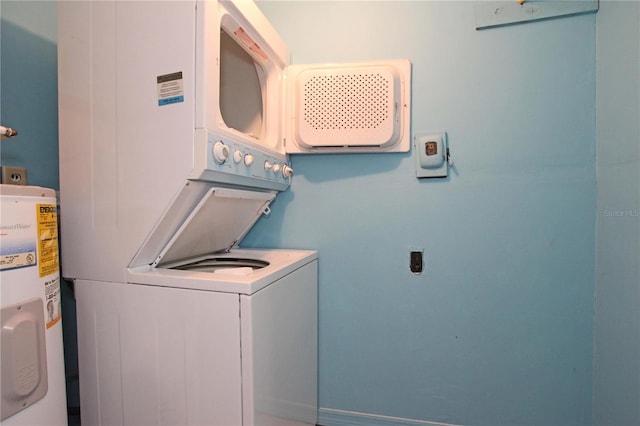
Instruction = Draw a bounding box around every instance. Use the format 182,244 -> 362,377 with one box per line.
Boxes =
57,2 -> 318,425
58,1 -> 411,425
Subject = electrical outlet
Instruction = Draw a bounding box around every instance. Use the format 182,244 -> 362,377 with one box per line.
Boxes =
410,250 -> 423,275
1,166 -> 27,185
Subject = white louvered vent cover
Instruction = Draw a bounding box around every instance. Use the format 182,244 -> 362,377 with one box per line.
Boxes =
286,60 -> 411,153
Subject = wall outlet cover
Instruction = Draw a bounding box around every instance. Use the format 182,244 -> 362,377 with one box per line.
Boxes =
1,166 -> 27,185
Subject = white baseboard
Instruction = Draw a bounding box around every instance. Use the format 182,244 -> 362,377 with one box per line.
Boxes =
318,408 -> 462,426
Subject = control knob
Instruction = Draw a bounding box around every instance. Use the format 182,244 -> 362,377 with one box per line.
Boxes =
282,164 -> 294,178
213,141 -> 229,164
264,160 -> 273,171
233,150 -> 243,164
244,154 -> 254,167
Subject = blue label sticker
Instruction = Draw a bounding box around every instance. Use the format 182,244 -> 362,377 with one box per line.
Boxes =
158,96 -> 184,106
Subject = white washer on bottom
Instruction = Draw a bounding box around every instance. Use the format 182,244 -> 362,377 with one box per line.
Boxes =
77,250 -> 317,426
74,182 -> 318,426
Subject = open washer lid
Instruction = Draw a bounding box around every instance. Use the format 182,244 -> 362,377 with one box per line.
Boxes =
131,184 -> 275,268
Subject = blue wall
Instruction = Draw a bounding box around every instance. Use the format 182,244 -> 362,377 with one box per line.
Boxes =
247,2 -> 596,425
0,1 -> 59,189
593,2 -> 640,425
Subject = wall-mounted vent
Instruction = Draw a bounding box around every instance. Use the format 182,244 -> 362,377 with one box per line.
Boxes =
286,60 -> 411,153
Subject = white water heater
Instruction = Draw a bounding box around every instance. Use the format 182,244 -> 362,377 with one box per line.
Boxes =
0,185 -> 67,426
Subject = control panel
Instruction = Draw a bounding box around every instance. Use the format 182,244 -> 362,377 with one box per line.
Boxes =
204,132 -> 292,189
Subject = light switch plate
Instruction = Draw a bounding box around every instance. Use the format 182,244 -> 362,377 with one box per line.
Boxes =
415,132 -> 448,178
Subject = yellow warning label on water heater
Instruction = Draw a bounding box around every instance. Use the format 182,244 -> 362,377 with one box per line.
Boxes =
37,203 -> 59,277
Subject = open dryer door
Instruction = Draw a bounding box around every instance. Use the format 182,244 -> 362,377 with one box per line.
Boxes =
285,59 -> 411,154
